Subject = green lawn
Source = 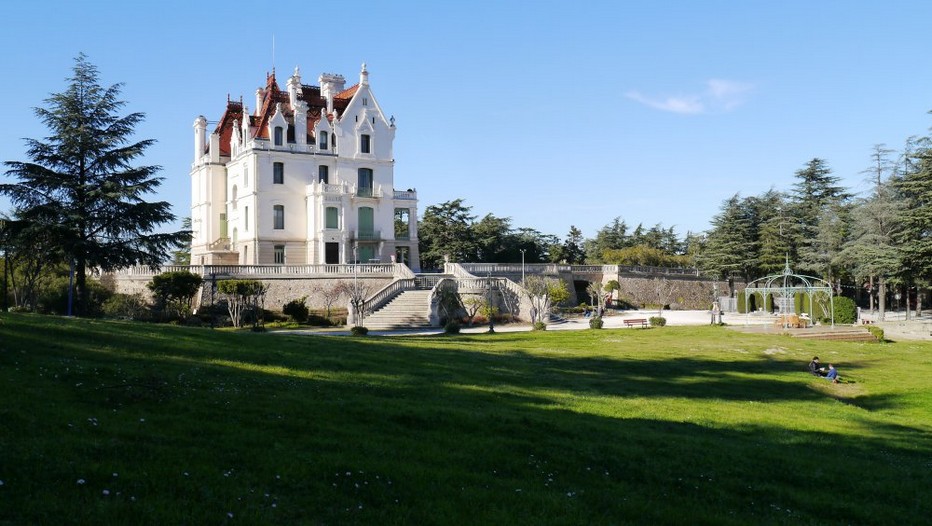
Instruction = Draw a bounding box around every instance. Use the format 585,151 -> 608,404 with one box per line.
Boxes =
0,313 -> 929,525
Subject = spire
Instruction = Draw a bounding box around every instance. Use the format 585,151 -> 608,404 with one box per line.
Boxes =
360,62 -> 369,86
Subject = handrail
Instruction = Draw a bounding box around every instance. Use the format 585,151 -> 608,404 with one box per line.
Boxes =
108,264 -> 397,277
361,278 -> 416,316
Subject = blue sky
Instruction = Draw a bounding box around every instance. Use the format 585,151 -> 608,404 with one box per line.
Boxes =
2,0 -> 931,241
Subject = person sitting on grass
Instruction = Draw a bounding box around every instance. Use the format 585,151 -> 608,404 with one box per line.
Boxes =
825,363 -> 839,384
808,356 -> 826,376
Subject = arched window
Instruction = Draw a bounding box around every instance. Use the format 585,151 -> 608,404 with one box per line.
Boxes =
274,126 -> 283,146
318,165 -> 329,184
319,131 -> 328,150
273,205 -> 285,229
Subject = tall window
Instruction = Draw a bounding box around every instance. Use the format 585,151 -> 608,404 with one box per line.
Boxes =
274,245 -> 285,265
231,186 -> 238,209
244,206 -> 249,230
220,213 -> 228,238
358,168 -> 373,197
360,134 -> 371,154
244,165 -> 249,187
358,207 -> 374,238
325,207 -> 339,229
318,165 -> 329,184
273,162 -> 284,184
274,127 -> 283,146
394,208 -> 410,239
319,131 -> 328,150
273,205 -> 284,229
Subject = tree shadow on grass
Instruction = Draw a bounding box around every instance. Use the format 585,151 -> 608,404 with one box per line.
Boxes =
2,314 -> 931,525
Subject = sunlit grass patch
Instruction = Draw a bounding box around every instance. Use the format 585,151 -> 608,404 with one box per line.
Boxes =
0,313 -> 929,525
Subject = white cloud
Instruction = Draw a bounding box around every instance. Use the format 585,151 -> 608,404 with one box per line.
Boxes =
627,79 -> 753,114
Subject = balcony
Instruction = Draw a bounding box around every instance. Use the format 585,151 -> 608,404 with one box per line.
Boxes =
355,186 -> 382,198
355,229 -> 381,241
393,189 -> 417,200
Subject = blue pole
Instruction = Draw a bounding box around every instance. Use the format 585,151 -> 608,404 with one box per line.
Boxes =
67,259 -> 74,317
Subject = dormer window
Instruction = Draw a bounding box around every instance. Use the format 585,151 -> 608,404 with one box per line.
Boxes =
319,131 -> 328,150
361,134 -> 371,154
274,126 -> 283,146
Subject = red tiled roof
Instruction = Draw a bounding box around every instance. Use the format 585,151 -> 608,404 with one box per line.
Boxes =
212,72 -> 357,152
334,84 -> 358,100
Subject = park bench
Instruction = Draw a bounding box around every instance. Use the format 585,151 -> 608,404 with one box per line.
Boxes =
623,318 -> 649,328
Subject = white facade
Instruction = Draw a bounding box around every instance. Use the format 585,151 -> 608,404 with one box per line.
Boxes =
190,64 -> 419,270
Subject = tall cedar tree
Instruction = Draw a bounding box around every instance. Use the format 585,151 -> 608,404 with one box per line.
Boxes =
789,158 -> 850,275
894,137 -> 932,280
1,54 -> 188,315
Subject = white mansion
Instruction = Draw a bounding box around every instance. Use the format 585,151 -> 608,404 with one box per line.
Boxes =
189,64 -> 420,270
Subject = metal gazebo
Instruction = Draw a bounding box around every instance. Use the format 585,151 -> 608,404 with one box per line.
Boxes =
744,260 -> 834,328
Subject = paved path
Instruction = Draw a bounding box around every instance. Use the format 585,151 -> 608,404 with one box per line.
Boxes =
274,309 -> 932,341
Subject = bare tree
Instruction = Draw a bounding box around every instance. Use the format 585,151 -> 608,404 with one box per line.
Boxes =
462,295 -> 485,326
651,277 -> 678,318
338,279 -> 375,326
523,276 -> 569,325
313,281 -> 345,319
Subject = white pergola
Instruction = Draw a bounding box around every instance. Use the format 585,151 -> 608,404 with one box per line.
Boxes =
744,260 -> 834,328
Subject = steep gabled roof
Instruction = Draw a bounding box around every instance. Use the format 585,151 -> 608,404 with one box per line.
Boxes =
214,99 -> 243,157
211,70 -> 360,153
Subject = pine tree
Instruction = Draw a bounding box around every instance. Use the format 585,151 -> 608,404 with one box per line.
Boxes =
893,137 -> 932,280
1,54 -> 187,315
789,158 -> 850,275
698,194 -> 756,281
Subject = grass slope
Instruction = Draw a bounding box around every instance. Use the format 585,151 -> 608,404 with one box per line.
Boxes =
0,313 -> 929,525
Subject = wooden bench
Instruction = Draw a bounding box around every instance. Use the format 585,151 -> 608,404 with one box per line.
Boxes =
623,318 -> 649,328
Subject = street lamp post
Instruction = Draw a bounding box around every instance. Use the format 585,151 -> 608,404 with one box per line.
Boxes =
519,249 -> 526,284
487,271 -> 495,333
353,244 -> 359,326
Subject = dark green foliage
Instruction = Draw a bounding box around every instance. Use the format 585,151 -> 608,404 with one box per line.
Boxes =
832,296 -> 857,324
350,325 -> 369,336
649,316 -> 667,327
893,139 -> 932,280
444,320 -> 461,334
0,55 -> 189,315
37,275 -> 112,316
147,271 -> 202,321
532,321 -> 547,331
417,199 -> 477,269
737,291 -> 747,314
101,293 -> 148,320
282,296 -> 309,323
589,316 -> 604,329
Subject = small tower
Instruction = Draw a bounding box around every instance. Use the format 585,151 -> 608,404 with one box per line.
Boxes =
193,115 -> 207,163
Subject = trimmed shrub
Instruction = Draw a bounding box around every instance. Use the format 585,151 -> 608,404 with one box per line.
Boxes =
444,320 -> 461,334
866,325 -> 885,342
532,321 -> 547,331
589,316 -> 604,329
649,316 -> 667,327
282,296 -> 309,323
350,326 -> 369,336
832,296 -> 857,324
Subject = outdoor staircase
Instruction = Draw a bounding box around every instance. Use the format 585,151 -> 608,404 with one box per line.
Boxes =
790,327 -> 878,342
363,289 -> 434,330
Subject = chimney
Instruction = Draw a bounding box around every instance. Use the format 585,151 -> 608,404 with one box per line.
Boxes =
319,73 -> 346,113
